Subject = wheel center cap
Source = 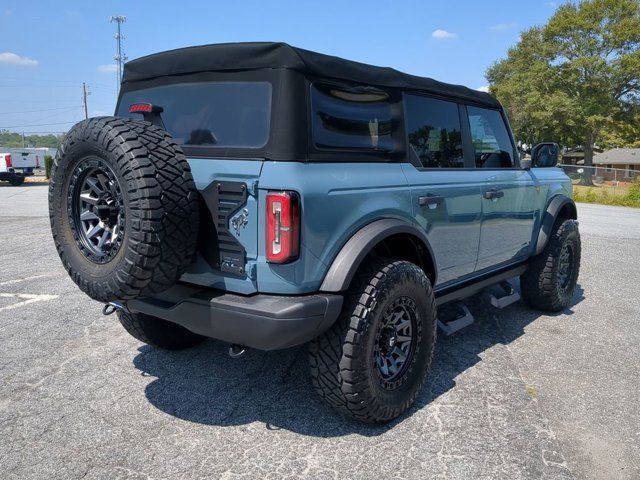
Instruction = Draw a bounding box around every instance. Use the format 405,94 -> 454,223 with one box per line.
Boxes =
388,332 -> 397,349
380,327 -> 398,354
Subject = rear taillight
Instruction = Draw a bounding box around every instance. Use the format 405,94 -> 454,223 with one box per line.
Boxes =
5,155 -> 12,168
266,191 -> 300,263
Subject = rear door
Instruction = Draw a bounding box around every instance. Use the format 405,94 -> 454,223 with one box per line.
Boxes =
464,106 -> 538,270
401,94 -> 482,287
116,80 -> 273,294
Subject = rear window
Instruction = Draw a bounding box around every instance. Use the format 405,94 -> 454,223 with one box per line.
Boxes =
310,83 -> 399,152
116,81 -> 272,148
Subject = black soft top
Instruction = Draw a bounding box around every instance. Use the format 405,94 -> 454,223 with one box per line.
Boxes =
122,42 -> 500,108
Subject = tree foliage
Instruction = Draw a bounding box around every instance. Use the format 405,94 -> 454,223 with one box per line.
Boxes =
487,0 -> 640,165
0,130 -> 63,149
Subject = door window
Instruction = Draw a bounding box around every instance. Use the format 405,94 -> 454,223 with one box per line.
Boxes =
404,95 -> 464,168
467,106 -> 514,168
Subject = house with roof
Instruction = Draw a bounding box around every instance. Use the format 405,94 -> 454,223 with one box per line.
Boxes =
593,148 -> 640,182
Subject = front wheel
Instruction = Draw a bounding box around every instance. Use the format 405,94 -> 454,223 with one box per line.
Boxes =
521,219 -> 581,312
309,259 -> 437,423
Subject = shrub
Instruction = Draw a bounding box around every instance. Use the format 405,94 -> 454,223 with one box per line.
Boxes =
44,155 -> 53,179
626,178 -> 640,202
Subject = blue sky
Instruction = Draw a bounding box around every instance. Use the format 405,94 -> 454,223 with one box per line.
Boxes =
1,0 -> 560,134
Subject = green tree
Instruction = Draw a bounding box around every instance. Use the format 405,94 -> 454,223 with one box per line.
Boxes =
487,0 -> 640,183
0,130 -> 63,149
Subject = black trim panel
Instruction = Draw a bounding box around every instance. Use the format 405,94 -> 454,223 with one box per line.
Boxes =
200,180 -> 248,276
319,218 -> 438,292
534,195 -> 577,255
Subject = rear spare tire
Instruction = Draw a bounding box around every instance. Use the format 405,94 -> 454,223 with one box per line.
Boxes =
49,117 -> 199,302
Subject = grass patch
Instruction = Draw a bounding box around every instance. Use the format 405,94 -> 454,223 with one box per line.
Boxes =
573,180 -> 640,208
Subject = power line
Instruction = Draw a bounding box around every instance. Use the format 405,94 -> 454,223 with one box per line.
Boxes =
0,120 -> 80,129
0,106 -> 83,115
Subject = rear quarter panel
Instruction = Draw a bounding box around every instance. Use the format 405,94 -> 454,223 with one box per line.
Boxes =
257,162 -> 412,294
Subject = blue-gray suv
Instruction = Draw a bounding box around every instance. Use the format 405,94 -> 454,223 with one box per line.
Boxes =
49,43 -> 581,423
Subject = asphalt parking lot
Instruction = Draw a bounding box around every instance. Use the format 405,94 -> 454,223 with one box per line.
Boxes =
1,184 -> 638,480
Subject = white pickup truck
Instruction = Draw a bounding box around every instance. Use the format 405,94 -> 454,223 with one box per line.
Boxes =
0,151 -> 39,186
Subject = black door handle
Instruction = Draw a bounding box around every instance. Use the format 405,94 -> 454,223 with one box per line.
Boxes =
419,194 -> 445,208
484,189 -> 504,200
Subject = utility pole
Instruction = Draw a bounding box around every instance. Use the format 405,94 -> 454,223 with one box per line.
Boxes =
82,82 -> 89,119
110,15 -> 127,93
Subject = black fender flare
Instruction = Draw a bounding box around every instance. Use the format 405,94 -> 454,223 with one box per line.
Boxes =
319,218 -> 437,292
534,195 -> 577,256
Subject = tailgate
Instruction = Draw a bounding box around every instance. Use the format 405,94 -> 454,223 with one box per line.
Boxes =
180,158 -> 263,295
12,152 -> 37,168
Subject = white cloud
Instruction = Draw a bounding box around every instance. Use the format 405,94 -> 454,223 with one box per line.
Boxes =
490,22 -> 517,31
547,1 -> 557,7
477,86 -> 490,93
0,52 -> 38,66
97,64 -> 118,73
432,29 -> 458,40
4,9 -> 12,16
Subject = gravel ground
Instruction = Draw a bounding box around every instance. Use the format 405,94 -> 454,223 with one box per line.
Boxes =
0,185 -> 638,480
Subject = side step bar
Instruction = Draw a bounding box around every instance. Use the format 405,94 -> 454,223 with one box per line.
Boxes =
437,302 -> 474,336
435,265 -> 527,335
434,264 -> 527,307
485,281 -> 521,309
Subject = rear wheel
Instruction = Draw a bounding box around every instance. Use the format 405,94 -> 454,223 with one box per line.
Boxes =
309,259 -> 437,423
521,219 -> 581,312
9,175 -> 25,186
117,310 -> 206,350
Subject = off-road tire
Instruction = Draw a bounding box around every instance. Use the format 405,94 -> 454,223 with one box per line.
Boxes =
117,310 -> 206,350
521,219 -> 581,312
309,259 -> 437,423
49,117 -> 199,303
9,175 -> 25,186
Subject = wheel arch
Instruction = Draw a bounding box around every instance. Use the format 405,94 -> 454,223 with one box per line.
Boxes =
534,195 -> 577,256
319,218 -> 437,292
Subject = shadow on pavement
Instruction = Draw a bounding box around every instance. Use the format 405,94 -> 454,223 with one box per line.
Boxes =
133,283 -> 584,438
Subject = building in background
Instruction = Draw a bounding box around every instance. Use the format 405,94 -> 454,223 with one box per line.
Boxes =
593,148 -> 640,182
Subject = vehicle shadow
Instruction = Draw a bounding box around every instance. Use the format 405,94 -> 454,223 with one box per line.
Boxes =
133,282 -> 584,438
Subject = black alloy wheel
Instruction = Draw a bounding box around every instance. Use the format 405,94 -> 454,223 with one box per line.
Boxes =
373,296 -> 419,390
68,157 -> 125,264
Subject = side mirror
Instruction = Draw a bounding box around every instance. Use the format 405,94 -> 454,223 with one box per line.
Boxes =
520,157 -> 532,170
530,142 -> 559,168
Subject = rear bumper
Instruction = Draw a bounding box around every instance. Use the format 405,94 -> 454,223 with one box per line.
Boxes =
1,168 -> 34,177
125,283 -> 343,351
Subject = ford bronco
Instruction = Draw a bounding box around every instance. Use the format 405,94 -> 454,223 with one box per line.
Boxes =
49,42 -> 580,423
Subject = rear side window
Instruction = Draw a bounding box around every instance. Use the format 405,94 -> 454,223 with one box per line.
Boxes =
116,81 -> 272,148
310,83 -> 398,152
467,106 -> 514,168
404,95 -> 464,168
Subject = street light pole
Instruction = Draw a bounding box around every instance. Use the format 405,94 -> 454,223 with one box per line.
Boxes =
110,15 -> 127,94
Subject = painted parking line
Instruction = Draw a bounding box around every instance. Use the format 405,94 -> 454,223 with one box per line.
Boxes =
0,273 -> 59,286
0,293 -> 59,312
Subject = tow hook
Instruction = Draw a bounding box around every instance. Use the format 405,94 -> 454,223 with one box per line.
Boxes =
228,344 -> 247,358
102,302 -> 123,316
